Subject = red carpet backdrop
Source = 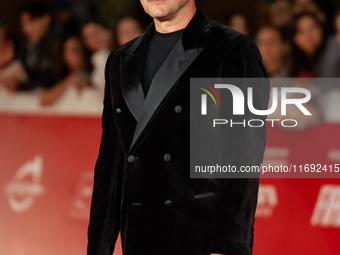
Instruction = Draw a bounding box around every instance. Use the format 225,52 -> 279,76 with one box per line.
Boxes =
0,111 -> 339,255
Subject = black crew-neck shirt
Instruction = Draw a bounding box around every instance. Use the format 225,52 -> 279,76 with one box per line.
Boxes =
142,28 -> 184,95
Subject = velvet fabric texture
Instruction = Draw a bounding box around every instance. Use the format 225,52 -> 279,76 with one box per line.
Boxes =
87,10 -> 269,255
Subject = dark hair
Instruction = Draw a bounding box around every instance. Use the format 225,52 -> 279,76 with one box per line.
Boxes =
53,34 -> 92,81
19,2 -> 51,18
288,12 -> 326,77
81,19 -> 115,50
0,21 -> 15,42
335,9 -> 340,19
81,19 -> 110,31
257,24 -> 284,41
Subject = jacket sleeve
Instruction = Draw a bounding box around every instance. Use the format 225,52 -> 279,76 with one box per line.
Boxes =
87,50 -> 123,255
208,35 -> 270,255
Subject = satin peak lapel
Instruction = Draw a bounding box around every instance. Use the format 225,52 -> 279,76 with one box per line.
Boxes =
129,37 -> 203,151
120,39 -> 147,121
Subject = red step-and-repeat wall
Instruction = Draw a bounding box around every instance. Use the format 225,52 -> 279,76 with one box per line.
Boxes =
0,112 -> 339,255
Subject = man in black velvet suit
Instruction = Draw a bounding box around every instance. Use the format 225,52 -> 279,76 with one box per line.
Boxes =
87,1 -> 269,255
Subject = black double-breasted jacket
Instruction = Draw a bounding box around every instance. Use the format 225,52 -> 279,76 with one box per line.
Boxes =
87,10 -> 269,255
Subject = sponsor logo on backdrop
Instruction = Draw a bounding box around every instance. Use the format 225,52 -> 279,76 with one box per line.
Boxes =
256,184 -> 278,218
310,185 -> 340,228
4,155 -> 44,212
69,171 -> 93,220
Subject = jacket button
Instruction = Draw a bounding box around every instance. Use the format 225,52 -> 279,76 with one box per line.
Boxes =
174,105 -> 182,113
127,155 -> 135,163
164,153 -> 171,162
164,200 -> 173,207
116,108 -> 122,114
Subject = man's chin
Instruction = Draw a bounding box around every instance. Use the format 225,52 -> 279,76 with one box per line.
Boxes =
149,8 -> 168,19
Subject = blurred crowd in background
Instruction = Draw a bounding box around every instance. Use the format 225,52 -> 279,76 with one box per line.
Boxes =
0,1 -> 144,106
0,0 -> 339,116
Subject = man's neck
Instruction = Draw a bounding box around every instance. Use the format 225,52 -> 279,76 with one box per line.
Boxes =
154,4 -> 196,34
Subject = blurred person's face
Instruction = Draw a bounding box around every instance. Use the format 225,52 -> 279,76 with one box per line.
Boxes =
116,18 -> 143,46
269,0 -> 293,28
293,0 -> 325,21
20,12 -> 51,42
63,37 -> 83,71
334,14 -> 340,43
81,23 -> 110,52
335,15 -> 340,40
294,15 -> 323,56
229,14 -> 248,35
257,28 -> 284,64
140,0 -> 192,20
